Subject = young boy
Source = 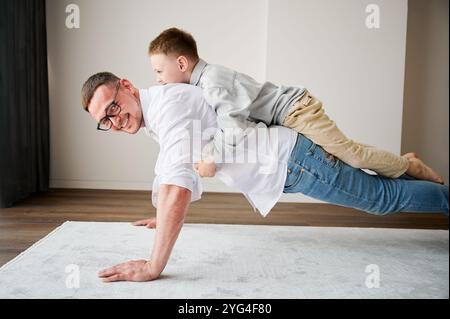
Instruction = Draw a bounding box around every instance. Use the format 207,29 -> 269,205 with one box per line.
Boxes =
148,27 -> 444,184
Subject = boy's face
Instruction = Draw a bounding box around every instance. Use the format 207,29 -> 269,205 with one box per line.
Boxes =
150,53 -> 189,85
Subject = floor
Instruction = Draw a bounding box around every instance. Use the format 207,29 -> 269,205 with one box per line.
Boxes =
0,188 -> 448,267
0,221 -> 447,298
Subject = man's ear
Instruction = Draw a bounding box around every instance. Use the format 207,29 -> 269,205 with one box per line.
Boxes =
120,78 -> 134,91
176,56 -> 189,72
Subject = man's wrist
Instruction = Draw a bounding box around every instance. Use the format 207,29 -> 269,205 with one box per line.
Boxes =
145,261 -> 161,281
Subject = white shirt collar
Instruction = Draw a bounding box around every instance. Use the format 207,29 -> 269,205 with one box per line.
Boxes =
189,59 -> 207,86
139,87 -> 157,137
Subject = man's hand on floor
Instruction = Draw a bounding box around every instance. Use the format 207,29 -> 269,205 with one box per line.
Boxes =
103,185 -> 190,283
98,260 -> 157,282
132,218 -> 156,228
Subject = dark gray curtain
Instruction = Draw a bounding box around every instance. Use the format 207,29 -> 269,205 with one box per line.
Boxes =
0,0 -> 50,207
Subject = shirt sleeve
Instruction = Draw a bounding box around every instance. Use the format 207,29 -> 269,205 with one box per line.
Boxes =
153,102 -> 200,193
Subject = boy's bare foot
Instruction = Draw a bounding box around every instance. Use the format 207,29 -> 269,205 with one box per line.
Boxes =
403,153 -> 444,184
402,152 -> 418,160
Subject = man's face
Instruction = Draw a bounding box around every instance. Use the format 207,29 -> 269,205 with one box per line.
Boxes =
88,80 -> 143,134
150,53 -> 188,85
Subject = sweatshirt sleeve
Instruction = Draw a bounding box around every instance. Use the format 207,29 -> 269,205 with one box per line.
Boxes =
201,69 -> 268,160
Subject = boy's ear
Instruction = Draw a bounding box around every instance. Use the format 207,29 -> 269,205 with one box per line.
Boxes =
176,56 -> 189,72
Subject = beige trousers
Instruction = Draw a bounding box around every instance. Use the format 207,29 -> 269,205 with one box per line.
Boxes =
283,90 -> 409,178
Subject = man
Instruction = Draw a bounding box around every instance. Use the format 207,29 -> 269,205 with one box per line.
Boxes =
81,72 -> 449,283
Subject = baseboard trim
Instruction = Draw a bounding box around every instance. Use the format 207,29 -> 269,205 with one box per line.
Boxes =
49,179 -> 324,203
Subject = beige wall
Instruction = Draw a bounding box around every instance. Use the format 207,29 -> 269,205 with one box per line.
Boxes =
267,0 -> 407,153
402,0 -> 449,184
47,0 -> 412,203
266,0 -> 408,202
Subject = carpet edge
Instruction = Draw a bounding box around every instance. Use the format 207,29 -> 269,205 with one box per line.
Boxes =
0,221 -> 71,273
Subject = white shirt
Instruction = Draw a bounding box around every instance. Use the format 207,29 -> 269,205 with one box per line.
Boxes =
140,84 -> 297,217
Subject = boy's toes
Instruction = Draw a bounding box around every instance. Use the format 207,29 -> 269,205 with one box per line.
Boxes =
403,152 -> 418,159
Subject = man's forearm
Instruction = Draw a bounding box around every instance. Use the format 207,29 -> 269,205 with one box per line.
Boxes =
149,184 -> 191,279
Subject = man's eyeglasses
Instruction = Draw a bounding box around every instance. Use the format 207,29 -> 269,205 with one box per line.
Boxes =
97,81 -> 122,131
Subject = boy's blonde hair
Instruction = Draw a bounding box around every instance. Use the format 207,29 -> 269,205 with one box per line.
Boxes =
149,27 -> 199,62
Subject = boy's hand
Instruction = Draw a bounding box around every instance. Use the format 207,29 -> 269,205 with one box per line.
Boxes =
194,160 -> 217,177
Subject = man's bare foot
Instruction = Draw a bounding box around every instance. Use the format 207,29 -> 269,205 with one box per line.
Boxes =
132,218 -> 156,229
403,153 -> 444,184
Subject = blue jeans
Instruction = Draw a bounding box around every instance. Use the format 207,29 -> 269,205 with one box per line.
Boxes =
284,134 -> 449,216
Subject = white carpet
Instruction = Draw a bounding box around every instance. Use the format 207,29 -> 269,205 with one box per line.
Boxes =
0,221 -> 448,299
